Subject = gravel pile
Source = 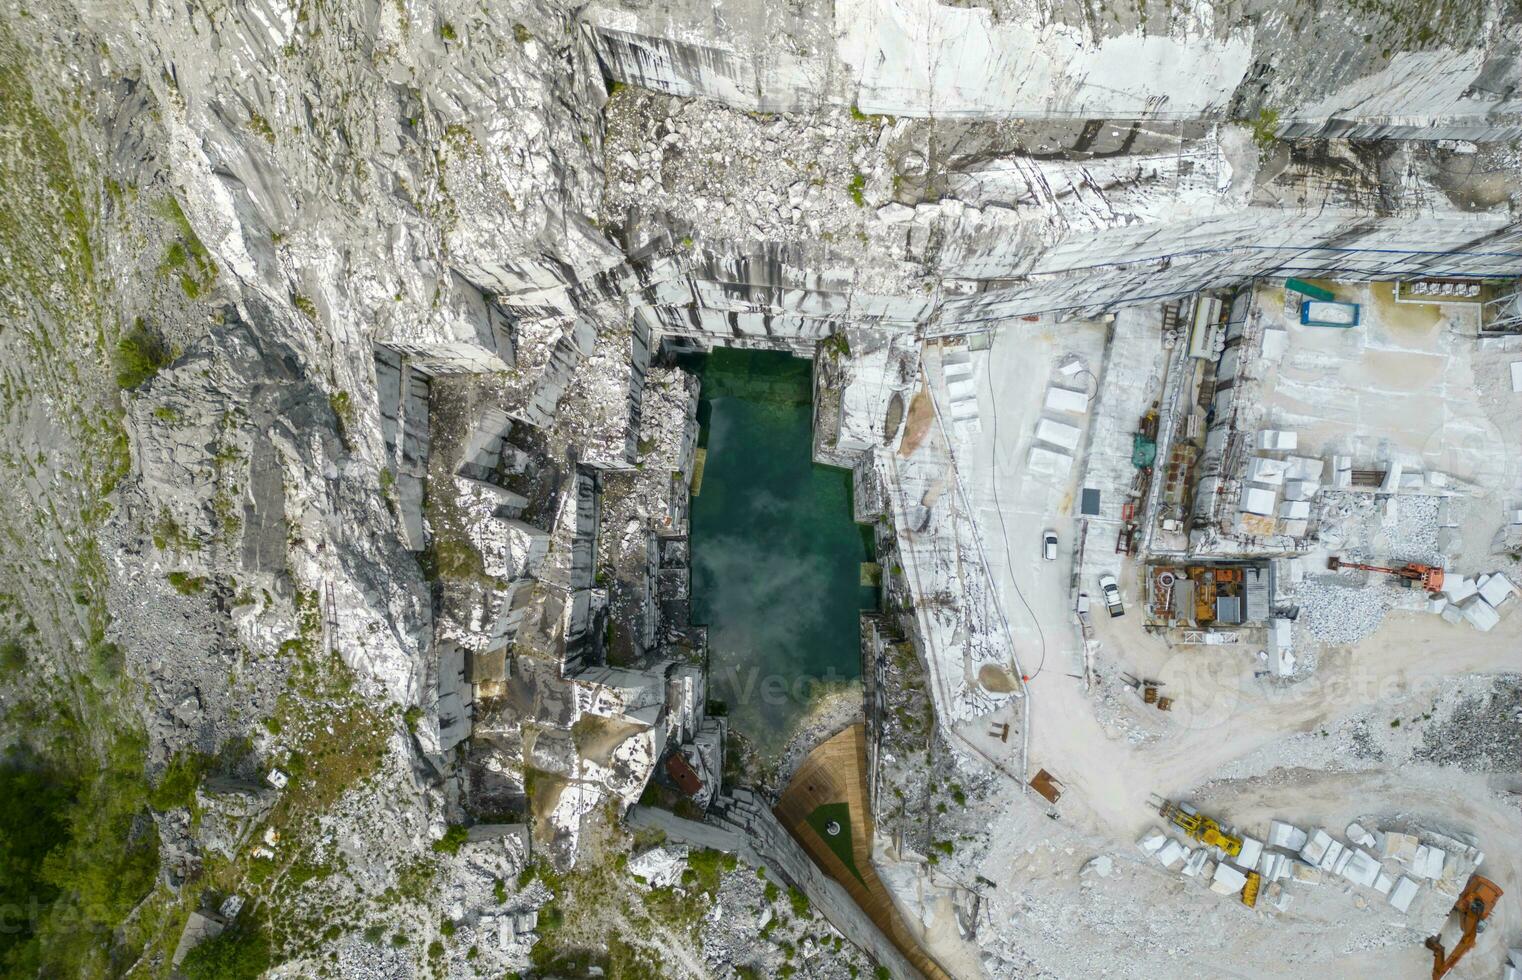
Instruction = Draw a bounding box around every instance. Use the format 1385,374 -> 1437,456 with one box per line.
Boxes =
1294,577 -> 1405,647
1417,675 -> 1522,772
1294,492 -> 1458,651
1377,495 -> 1443,566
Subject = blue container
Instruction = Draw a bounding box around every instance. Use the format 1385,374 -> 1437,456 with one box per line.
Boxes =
1300,300 -> 1360,328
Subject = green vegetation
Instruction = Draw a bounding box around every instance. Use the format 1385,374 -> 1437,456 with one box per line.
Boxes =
417,533 -> 496,587
403,705 -> 423,734
432,823 -> 470,855
115,318 -> 173,389
848,172 -> 866,206
148,749 -> 207,810
1249,107 -> 1280,148
682,848 -> 737,895
440,21 -> 457,40
153,193 -> 218,298
513,23 -> 532,43
153,512 -> 199,552
0,737 -> 160,975
179,922 -> 272,980
804,802 -> 863,884
787,885 -> 810,918
292,293 -> 318,321
526,822 -> 742,975
0,754 -> 70,966
329,389 -> 353,447
246,110 -> 276,144
0,638 -> 25,676
167,570 -> 207,595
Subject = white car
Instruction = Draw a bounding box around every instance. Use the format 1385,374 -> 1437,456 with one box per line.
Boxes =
1099,573 -> 1124,617
1042,530 -> 1058,561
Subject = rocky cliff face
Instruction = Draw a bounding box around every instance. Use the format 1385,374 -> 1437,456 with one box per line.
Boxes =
585,0 -> 1522,136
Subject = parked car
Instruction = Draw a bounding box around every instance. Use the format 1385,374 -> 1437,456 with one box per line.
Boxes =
1099,573 -> 1124,617
1042,530 -> 1059,561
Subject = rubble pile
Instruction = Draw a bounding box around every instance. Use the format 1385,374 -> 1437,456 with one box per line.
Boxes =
695,864 -> 875,980
1292,574 -> 1413,648
1417,676 -> 1522,772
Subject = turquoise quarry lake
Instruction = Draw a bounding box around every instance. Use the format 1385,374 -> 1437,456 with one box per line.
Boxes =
682,348 -> 877,756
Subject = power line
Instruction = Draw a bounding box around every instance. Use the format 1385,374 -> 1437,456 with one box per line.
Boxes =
983,335 -> 1049,681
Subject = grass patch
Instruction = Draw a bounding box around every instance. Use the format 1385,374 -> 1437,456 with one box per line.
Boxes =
148,749 -> 207,811
152,193 -> 218,295
246,110 -> 275,144
804,802 -> 863,884
417,534 -> 495,587
848,173 -> 866,207
0,751 -> 71,966
167,570 -> 207,595
0,638 -> 26,676
114,318 -> 173,389
432,823 -> 469,855
682,848 -> 736,895
787,885 -> 810,918
1249,107 -> 1280,148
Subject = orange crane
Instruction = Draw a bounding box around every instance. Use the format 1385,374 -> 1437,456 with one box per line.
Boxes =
1425,874 -> 1502,979
1327,556 -> 1445,593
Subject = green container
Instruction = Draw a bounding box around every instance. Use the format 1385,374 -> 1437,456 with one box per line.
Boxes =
1286,278 -> 1335,302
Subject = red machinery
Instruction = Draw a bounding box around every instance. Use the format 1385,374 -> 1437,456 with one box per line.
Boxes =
1327,556 -> 1445,594
1425,874 -> 1502,979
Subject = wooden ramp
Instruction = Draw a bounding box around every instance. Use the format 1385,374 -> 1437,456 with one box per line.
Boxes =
774,724 -> 952,980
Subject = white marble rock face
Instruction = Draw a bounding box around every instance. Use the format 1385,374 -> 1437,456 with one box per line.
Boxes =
5,0 -> 1522,977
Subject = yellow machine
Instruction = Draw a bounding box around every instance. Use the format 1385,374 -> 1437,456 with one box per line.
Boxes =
1150,796 -> 1243,857
1241,870 -> 1262,908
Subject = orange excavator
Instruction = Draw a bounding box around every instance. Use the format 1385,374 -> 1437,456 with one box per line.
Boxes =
1327,555 -> 1445,593
1425,874 -> 1502,979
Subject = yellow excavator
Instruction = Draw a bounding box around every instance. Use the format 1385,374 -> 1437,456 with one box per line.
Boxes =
1425,874 -> 1502,979
1150,795 -> 1243,857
